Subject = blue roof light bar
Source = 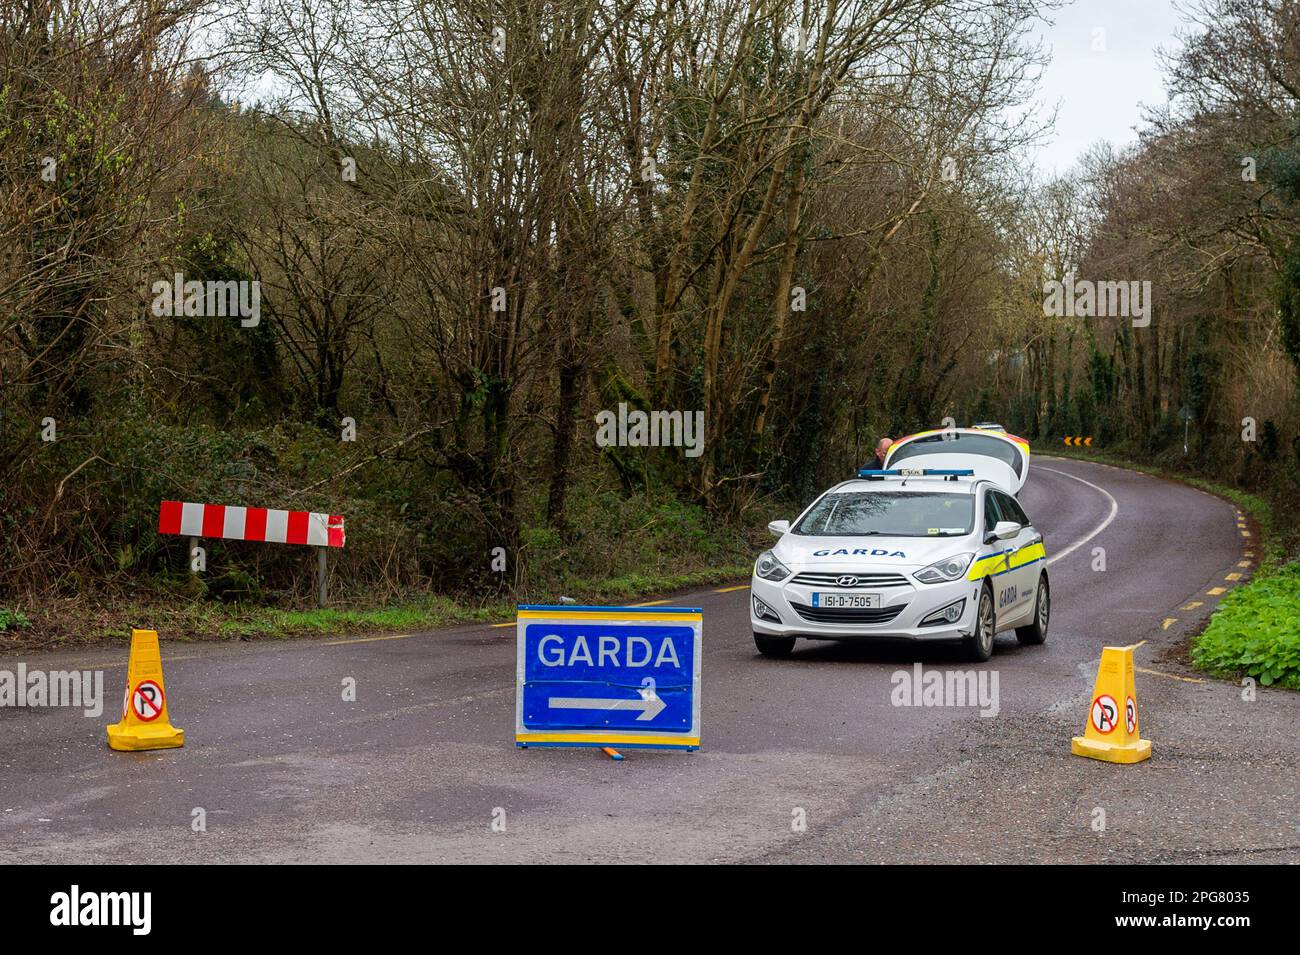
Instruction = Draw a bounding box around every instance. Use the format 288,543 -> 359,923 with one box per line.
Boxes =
857,468 -> 975,478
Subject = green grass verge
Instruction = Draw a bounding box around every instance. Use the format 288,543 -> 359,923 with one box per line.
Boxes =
1,562 -> 756,651
217,596 -> 508,639
577,564 -> 753,602
1044,447 -> 1298,689
216,564 -> 755,639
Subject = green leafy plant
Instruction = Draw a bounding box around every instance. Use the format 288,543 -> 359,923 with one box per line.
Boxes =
0,608 -> 31,631
1192,562 -> 1300,689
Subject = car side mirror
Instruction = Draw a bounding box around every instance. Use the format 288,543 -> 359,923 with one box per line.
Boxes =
768,520 -> 791,537
984,520 -> 1021,544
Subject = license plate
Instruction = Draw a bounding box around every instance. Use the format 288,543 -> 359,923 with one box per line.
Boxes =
813,592 -> 881,609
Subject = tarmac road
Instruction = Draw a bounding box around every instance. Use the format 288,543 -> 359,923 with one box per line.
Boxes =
2,456 -> 1297,864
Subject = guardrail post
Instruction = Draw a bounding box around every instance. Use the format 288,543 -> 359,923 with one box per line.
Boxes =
316,546 -> 328,608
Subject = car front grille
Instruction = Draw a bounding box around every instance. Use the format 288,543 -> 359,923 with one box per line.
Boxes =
789,602 -> 907,624
791,572 -> 911,588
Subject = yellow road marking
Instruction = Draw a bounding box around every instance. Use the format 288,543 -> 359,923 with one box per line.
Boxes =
714,584 -> 750,593
1225,572 -> 1242,581
1137,666 -> 1205,684
487,594 -> 707,628
1207,587 -> 1226,596
324,633 -> 413,646
1161,618 -> 1176,630
1237,560 -> 1251,568
1181,601 -> 1203,611
1240,530 -> 1251,537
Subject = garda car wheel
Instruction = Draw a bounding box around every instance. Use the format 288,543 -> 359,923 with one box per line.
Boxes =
754,633 -> 796,658
1016,573 -> 1050,646
963,585 -> 995,662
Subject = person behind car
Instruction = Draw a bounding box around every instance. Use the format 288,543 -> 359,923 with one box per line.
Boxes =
868,437 -> 893,469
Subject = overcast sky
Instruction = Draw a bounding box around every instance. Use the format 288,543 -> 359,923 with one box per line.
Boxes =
1030,0 -> 1188,176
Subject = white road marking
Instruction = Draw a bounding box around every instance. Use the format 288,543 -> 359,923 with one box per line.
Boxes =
1037,466 -> 1120,567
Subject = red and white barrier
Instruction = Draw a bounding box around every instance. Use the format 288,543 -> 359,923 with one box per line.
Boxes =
158,501 -> 345,548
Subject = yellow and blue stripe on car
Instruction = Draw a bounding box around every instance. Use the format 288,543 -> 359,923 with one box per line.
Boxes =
967,541 -> 1047,580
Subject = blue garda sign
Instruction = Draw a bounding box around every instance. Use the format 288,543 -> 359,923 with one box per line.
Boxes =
514,605 -> 702,751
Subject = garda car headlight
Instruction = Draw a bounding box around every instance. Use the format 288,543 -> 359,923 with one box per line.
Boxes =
755,550 -> 792,582
920,598 -> 966,627
913,553 -> 974,585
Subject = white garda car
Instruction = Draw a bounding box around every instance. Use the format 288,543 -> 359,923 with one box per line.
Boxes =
750,454 -> 1048,661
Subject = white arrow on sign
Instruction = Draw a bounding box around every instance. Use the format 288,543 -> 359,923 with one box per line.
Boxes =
549,680 -> 666,721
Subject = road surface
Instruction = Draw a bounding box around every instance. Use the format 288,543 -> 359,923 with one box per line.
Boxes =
2,456 -> 1297,863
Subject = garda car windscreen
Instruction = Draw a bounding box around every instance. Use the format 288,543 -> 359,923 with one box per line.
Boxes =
794,491 -> 974,537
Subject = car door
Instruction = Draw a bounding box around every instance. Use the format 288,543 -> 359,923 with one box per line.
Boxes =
994,489 -> 1039,624
979,488 -> 1017,624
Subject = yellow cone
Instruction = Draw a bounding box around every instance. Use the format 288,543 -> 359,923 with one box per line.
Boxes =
107,629 -> 184,751
1071,645 -> 1150,763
